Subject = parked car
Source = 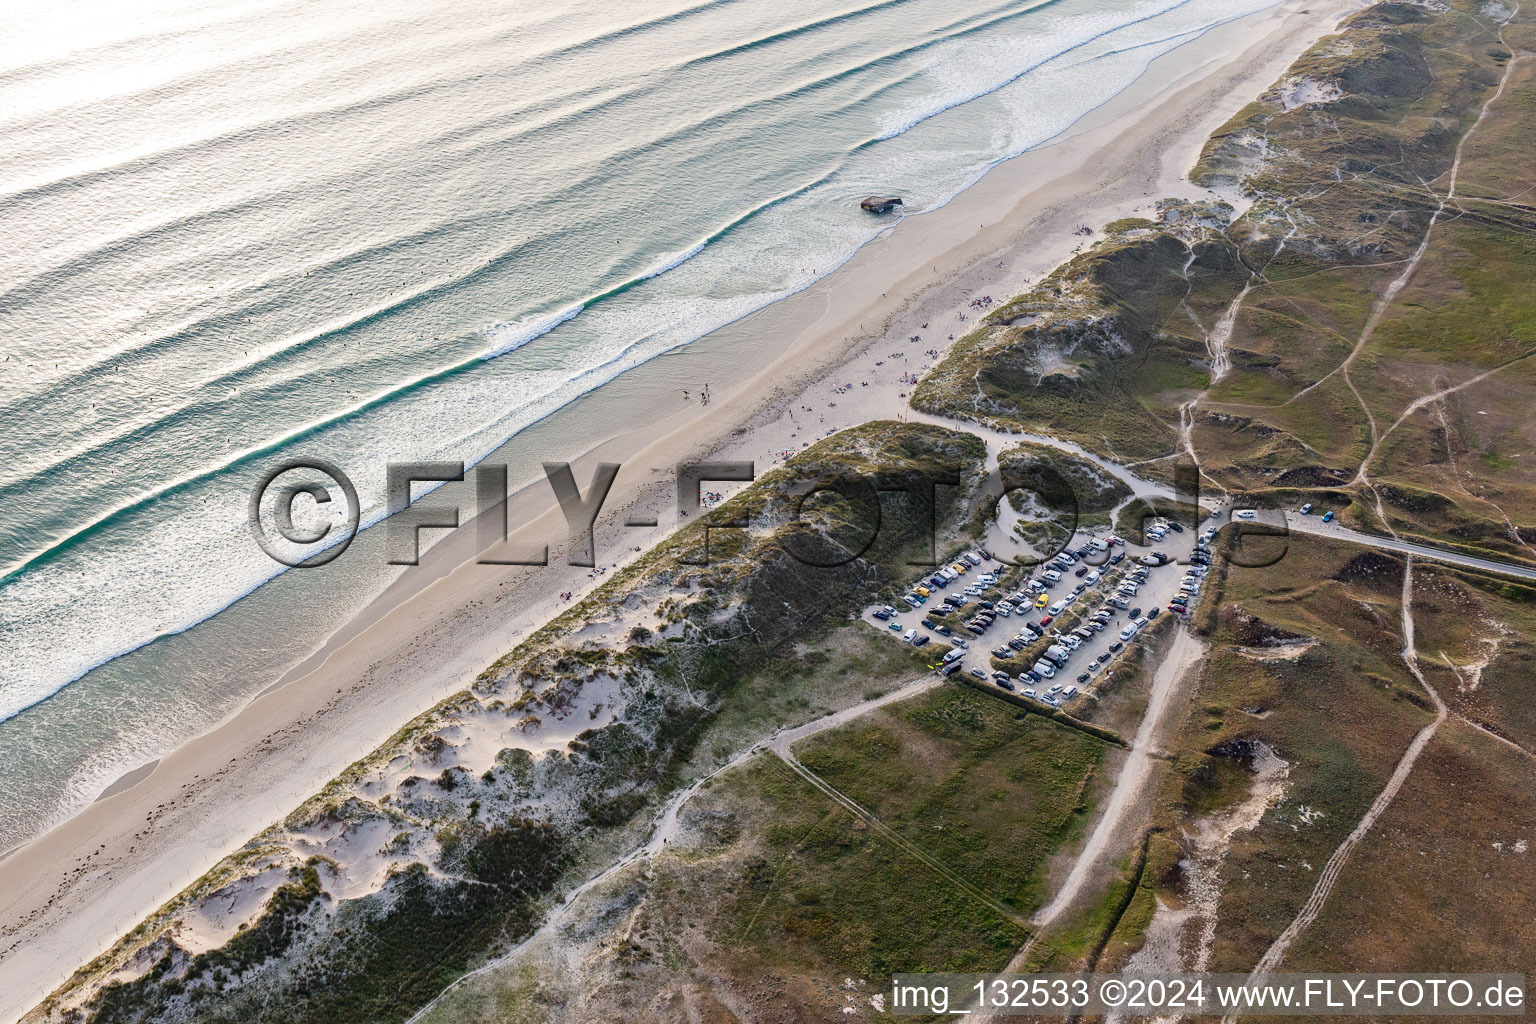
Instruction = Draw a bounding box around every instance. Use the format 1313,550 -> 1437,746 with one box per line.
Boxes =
873,609 -> 890,621
1096,653 -> 1111,664
920,618 -> 935,629
1074,566 -> 1089,577
1322,510 -> 1335,522
1299,503 -> 1313,515
1038,615 -> 1054,627
1119,624 -> 1138,640
993,647 -> 1013,659
1076,673 -> 1090,684
1109,641 -> 1123,653
935,624 -> 953,636
1128,607 -> 1142,619
1109,552 -> 1125,565
1147,608 -> 1160,620
1034,593 -> 1050,608
1235,509 -> 1257,520
969,668 -> 987,680
903,629 -> 917,643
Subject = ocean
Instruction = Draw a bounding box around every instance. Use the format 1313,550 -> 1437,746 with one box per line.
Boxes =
0,0 -> 1276,848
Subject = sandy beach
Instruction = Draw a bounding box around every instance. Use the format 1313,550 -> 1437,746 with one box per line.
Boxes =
0,1 -> 1359,1018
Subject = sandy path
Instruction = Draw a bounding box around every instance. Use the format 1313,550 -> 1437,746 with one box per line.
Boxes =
1223,556 -> 1447,1017
404,673 -> 941,1023
1031,625 -> 1203,933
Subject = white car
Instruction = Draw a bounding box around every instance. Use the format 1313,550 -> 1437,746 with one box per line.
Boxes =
1085,570 -> 1100,584
1235,509 -> 1258,520
1119,624 -> 1139,640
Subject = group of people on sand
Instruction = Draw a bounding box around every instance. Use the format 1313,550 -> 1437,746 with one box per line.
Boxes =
682,382 -> 712,406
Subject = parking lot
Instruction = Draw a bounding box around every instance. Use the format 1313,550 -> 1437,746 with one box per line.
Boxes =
862,514 -> 1217,711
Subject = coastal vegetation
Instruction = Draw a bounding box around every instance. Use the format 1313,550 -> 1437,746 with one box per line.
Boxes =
917,0 -> 1536,564
24,2 -> 1536,1022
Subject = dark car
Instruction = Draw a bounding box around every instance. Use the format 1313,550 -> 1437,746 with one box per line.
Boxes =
1007,637 -> 1027,651
1147,608 -> 1161,620
920,618 -> 935,629
1097,653 -> 1111,664
1169,521 -> 1184,533
1109,641 -> 1123,653
873,609 -> 890,620
966,625 -> 985,635
1109,552 -> 1125,564
1076,672 -> 1090,684
1023,670 -> 1041,683
1128,607 -> 1142,619
993,647 -> 1013,659
1074,566 -> 1089,577
935,624 -> 953,636
913,634 -> 930,646
978,600 -> 995,610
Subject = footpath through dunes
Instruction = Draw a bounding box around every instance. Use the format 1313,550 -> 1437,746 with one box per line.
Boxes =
913,0 -> 1536,569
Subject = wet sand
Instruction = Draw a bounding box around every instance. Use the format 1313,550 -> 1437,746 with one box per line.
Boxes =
0,3 -> 1359,1019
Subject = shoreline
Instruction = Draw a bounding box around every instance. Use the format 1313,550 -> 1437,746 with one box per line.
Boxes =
0,2 -> 1359,1019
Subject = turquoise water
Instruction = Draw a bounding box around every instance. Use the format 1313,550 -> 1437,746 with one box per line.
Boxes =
0,0 -> 1275,846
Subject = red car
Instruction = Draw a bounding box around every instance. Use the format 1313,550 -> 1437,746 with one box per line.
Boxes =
1038,614 -> 1054,627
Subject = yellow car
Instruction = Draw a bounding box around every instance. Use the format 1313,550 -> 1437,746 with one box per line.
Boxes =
915,586 -> 930,597
1034,593 -> 1050,609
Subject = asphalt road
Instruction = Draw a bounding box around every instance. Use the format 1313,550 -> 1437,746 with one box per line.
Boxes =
1281,512 -> 1536,582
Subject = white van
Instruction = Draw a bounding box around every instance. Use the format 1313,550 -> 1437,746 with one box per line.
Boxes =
1119,624 -> 1138,641
1042,569 -> 1063,583
1048,599 -> 1068,615
903,629 -> 917,643
1235,509 -> 1258,520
